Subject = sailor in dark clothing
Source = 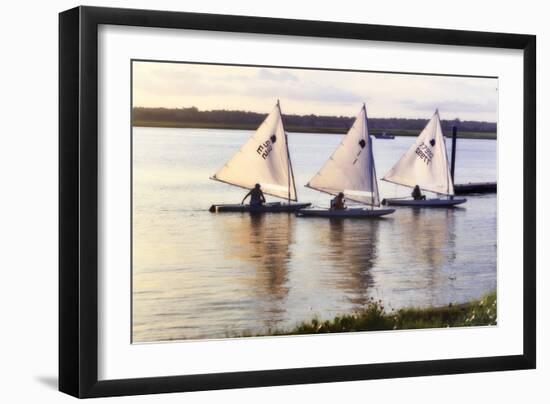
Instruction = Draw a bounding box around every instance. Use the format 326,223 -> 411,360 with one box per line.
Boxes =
330,192 -> 346,210
411,185 -> 426,200
242,183 -> 266,206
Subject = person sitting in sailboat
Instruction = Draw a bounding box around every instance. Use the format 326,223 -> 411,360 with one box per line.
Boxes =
242,183 -> 266,207
411,185 -> 426,201
330,192 -> 346,210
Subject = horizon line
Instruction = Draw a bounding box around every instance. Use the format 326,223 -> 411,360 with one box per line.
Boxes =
132,105 -> 498,124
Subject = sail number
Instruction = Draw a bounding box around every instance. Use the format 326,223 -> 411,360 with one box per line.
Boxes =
256,135 -> 277,160
415,143 -> 434,165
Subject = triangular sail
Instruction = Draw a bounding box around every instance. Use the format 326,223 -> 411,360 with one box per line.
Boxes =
382,110 -> 454,196
306,104 -> 380,206
211,102 -> 297,201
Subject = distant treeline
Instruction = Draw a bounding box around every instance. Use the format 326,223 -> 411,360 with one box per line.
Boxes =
133,106 -> 497,134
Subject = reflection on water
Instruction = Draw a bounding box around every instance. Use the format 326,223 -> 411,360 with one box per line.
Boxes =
132,128 -> 497,342
221,214 -> 293,328
400,209 -> 456,287
318,219 -> 378,306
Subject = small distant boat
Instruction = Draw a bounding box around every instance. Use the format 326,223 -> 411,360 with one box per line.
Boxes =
298,104 -> 395,218
210,101 -> 311,213
381,110 -> 466,207
374,132 -> 395,139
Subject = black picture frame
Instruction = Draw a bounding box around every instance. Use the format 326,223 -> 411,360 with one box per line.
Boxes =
59,5 -> 536,398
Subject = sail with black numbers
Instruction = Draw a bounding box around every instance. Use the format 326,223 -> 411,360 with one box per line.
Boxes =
382,110 -> 454,196
306,104 -> 380,206
211,101 -> 297,201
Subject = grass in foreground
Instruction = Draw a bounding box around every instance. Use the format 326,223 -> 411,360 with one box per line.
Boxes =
251,291 -> 496,337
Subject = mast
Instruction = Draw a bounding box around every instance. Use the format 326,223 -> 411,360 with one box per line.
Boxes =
449,125 -> 457,200
278,99 -> 295,205
363,103 -> 379,209
364,103 -> 374,210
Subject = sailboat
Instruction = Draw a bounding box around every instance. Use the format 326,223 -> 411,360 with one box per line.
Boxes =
297,104 -> 395,218
209,101 -> 311,213
381,110 -> 466,207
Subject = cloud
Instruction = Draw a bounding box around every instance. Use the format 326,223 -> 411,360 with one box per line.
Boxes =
257,68 -> 299,82
135,64 -> 362,105
400,98 -> 497,114
132,61 -> 497,121
249,81 -> 364,104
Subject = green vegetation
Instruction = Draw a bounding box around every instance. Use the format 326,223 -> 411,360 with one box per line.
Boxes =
250,290 -> 496,337
133,120 -> 495,139
133,120 -> 260,131
372,129 -> 496,140
133,119 -> 347,134
132,107 -> 497,139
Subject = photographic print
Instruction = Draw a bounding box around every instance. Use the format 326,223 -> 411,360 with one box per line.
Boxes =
131,60 -> 498,343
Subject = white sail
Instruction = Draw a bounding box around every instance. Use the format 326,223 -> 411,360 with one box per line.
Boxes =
307,104 -> 380,206
211,102 -> 297,201
382,110 -> 454,196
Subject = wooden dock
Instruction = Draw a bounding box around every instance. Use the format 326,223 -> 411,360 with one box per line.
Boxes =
454,182 -> 496,195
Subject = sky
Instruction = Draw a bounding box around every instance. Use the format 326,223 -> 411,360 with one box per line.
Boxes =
132,61 -> 498,122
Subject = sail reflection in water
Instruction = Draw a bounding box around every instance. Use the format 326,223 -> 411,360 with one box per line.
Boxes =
316,219 -> 379,307
378,209 -> 458,307
220,214 -> 294,330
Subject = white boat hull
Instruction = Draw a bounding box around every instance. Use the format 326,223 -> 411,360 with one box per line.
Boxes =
296,207 -> 395,218
383,198 -> 466,207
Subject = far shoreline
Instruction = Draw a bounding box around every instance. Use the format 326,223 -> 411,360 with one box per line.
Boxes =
132,121 -> 497,140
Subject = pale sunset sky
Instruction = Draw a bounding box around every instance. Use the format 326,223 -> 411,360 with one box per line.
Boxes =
132,61 -> 498,122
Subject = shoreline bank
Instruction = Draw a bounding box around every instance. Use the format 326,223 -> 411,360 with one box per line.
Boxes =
133,121 -> 496,140
239,290 -> 497,337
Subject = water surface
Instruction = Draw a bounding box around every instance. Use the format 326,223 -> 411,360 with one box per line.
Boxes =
132,127 -> 497,342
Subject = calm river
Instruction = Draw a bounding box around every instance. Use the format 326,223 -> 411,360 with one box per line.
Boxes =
132,127 -> 497,342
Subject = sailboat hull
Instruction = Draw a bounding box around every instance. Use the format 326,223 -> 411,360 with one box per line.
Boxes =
296,207 -> 395,218
383,198 -> 466,207
209,202 -> 311,213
